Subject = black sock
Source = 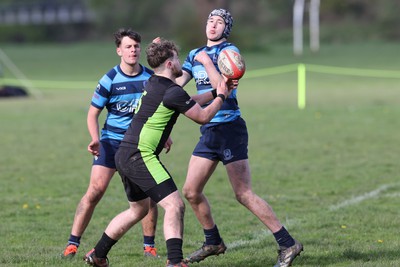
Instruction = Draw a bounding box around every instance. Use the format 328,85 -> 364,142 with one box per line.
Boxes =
273,226 -> 295,248
94,232 -> 118,258
204,225 -> 222,245
68,235 -> 81,247
166,238 -> 183,264
143,235 -> 155,247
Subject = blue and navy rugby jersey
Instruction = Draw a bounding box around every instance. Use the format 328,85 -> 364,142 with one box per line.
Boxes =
182,41 -> 241,124
90,64 -> 153,141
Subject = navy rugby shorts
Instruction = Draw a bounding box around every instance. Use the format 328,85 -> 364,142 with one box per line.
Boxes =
193,117 -> 249,165
92,139 -> 121,169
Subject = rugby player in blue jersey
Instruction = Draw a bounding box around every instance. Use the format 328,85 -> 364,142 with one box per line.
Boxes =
62,28 -> 164,259
176,9 -> 303,267
83,39 -> 231,267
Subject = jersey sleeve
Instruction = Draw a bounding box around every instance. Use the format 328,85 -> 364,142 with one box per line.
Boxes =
90,71 -> 114,109
182,49 -> 197,77
163,85 -> 196,114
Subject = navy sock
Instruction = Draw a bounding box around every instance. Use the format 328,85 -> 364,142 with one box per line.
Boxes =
166,238 -> 183,264
68,235 -> 81,247
143,235 -> 155,247
94,232 -> 118,258
273,226 -> 295,248
204,225 -> 222,245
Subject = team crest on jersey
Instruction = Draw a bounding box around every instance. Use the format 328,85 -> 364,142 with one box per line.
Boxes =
96,83 -> 101,91
223,149 -> 233,161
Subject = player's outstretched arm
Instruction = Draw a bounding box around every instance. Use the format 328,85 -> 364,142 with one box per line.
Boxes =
191,75 -> 234,106
184,79 -> 227,124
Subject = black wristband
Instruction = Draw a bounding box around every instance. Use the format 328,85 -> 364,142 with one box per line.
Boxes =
217,94 -> 226,102
211,89 -> 217,98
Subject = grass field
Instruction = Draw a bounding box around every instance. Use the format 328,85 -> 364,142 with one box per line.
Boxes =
1,41 -> 400,267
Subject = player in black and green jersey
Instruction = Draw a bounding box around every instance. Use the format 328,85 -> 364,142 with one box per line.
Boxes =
61,28 -> 162,261
83,39 -> 232,267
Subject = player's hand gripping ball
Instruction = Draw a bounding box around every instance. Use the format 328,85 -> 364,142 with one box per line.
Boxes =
217,49 -> 246,80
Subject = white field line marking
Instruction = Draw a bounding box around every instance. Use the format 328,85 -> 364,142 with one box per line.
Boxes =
187,187 -> 400,250
329,183 -> 400,211
227,219 -> 298,250
227,229 -> 272,249
184,229 -> 274,249
185,219 -> 299,249
383,192 -> 400,198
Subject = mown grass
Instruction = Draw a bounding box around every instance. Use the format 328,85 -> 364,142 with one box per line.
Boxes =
0,41 -> 399,266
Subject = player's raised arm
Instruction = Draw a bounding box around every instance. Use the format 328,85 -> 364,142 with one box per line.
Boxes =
195,51 -> 223,89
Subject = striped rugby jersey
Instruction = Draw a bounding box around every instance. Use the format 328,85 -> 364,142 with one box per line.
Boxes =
182,41 -> 241,124
90,64 -> 153,141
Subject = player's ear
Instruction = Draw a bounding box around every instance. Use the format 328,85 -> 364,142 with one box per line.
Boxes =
116,47 -> 122,56
165,59 -> 172,69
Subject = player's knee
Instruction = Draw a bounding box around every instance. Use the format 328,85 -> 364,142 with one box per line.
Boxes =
173,197 -> 185,219
161,190 -> 185,213
234,190 -> 252,206
182,185 -> 190,198
85,187 -> 106,204
182,186 -> 196,202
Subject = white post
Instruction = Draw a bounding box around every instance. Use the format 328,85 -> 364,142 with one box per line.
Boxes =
309,0 -> 320,53
293,0 -> 305,56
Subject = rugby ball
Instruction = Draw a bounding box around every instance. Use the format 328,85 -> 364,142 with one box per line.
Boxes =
217,49 -> 246,79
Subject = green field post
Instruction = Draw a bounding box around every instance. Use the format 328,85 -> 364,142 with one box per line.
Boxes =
298,64 -> 306,109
